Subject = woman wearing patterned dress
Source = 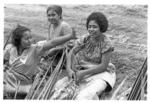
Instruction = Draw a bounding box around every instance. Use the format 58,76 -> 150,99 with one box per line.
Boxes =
50,12 -> 116,100
3,24 -> 76,98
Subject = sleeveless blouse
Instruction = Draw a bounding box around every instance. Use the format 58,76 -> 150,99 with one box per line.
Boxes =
48,21 -> 72,40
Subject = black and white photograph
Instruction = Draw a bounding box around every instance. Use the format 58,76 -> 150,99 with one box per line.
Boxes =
3,2 -> 147,100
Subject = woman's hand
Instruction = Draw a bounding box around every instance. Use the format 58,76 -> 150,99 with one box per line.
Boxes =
67,69 -> 76,80
75,71 -> 83,84
41,27 -> 77,52
71,27 -> 77,39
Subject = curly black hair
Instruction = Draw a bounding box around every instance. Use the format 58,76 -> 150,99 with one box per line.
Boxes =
11,25 -> 30,52
86,12 -> 108,33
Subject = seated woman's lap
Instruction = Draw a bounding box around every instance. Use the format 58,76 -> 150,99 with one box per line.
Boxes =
75,78 -> 107,100
53,72 -> 112,100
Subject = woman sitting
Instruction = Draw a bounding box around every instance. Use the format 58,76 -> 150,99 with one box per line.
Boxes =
39,5 -> 74,69
50,12 -> 116,100
44,5 -> 73,57
3,24 -> 76,99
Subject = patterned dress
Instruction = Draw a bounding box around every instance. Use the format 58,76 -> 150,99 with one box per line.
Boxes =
74,34 -> 115,73
50,34 -> 116,100
4,42 -> 45,94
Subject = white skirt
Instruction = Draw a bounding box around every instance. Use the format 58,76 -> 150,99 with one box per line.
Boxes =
51,70 -> 116,100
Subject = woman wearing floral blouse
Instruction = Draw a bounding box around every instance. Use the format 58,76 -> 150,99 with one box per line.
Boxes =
51,12 -> 116,100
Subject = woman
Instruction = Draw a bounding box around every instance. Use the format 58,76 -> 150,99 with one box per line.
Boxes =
45,5 -> 73,57
46,5 -> 72,40
3,24 -> 76,98
51,12 -> 116,100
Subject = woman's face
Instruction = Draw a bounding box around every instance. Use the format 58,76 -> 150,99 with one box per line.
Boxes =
87,20 -> 101,37
21,31 -> 32,49
47,10 -> 61,24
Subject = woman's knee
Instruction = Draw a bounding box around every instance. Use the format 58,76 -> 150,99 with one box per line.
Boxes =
75,89 -> 100,100
75,80 -> 107,100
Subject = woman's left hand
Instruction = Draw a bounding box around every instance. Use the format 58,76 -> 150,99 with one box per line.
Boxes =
75,71 -> 83,84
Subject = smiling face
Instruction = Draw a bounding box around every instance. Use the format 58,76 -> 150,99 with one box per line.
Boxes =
47,9 -> 61,25
87,20 -> 101,37
20,30 -> 32,49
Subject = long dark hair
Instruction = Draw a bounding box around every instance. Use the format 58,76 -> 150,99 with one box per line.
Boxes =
11,25 -> 30,54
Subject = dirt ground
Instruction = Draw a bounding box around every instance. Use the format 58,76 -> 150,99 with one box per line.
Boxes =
4,4 -> 147,100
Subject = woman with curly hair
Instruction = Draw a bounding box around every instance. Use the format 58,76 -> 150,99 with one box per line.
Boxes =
50,12 -> 116,100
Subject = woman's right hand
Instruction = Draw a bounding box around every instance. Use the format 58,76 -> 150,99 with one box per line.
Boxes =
68,69 -> 76,80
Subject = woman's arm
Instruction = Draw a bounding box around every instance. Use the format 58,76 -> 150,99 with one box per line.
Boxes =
37,28 -> 76,55
76,51 -> 112,82
66,45 -> 83,79
9,47 -> 19,65
46,46 -> 64,57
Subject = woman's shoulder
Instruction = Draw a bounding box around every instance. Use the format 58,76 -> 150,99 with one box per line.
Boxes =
5,44 -> 17,53
61,21 -> 72,30
4,43 -> 14,50
101,35 -> 114,53
61,21 -> 71,27
60,21 -> 72,35
103,34 -> 111,42
103,35 -> 113,45
4,44 -> 15,60
4,44 -> 18,63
